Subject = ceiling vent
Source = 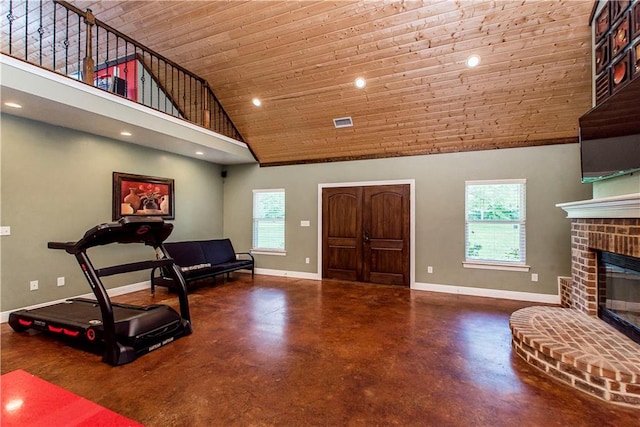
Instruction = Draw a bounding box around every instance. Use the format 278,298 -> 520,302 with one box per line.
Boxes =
333,116 -> 353,128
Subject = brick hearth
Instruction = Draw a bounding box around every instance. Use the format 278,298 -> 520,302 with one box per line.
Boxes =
511,306 -> 640,407
511,195 -> 640,407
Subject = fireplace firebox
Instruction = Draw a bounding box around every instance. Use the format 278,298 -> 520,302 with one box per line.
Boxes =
598,251 -> 640,344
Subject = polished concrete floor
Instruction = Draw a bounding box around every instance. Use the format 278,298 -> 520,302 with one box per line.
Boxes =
2,275 -> 638,426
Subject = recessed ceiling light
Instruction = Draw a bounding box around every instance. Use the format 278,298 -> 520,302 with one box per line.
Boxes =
354,77 -> 366,89
4,102 -> 22,109
195,151 -> 204,156
465,54 -> 481,68
252,98 -> 262,107
120,131 -> 132,136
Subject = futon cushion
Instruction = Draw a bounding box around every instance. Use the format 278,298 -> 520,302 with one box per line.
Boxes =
201,239 -> 237,265
213,260 -> 253,272
164,242 -> 207,267
179,264 -> 215,279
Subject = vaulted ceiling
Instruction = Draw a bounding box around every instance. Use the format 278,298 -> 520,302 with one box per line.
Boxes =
67,1 -> 594,165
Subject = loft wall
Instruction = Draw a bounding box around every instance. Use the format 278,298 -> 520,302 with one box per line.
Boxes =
0,114 -> 224,312
223,144 -> 593,297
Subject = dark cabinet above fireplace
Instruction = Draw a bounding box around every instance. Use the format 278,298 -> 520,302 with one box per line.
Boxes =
580,75 -> 640,141
580,0 -> 640,183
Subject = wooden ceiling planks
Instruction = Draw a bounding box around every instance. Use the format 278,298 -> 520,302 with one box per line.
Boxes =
58,0 -> 594,165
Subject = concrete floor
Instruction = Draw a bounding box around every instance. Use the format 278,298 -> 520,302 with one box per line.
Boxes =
2,274 -> 638,426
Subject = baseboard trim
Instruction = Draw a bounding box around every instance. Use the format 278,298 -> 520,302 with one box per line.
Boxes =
0,281 -> 151,323
412,281 -> 560,304
254,268 -> 321,281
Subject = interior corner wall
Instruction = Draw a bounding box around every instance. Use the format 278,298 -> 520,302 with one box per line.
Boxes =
0,114 -> 224,312
222,143 -> 593,296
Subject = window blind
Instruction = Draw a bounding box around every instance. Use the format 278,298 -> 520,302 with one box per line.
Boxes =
252,189 -> 285,251
465,180 -> 526,264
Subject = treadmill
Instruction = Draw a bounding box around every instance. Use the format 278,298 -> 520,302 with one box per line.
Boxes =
8,216 -> 192,366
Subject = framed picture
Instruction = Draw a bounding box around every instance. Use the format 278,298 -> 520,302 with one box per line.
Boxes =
611,15 -> 629,57
113,172 -> 175,220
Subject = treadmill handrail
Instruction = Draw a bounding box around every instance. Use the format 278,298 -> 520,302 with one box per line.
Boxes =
49,217 -> 173,254
48,241 -> 74,251
96,258 -> 174,277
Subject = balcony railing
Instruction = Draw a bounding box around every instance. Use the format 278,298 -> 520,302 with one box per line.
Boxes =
1,0 -> 244,142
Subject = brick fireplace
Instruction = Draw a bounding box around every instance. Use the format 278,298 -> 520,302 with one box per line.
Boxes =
510,193 -> 640,407
561,217 -> 640,315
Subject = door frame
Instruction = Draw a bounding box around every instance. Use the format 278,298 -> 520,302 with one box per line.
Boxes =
317,179 -> 416,288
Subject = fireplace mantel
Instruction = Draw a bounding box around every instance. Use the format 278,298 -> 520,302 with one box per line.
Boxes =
556,193 -> 640,219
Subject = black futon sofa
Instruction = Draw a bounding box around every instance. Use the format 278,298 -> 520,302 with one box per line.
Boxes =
151,238 -> 254,292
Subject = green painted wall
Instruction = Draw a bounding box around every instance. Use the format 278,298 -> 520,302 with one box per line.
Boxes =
0,114 -> 224,311
223,144 -> 593,296
592,173 -> 640,198
0,111 -> 602,311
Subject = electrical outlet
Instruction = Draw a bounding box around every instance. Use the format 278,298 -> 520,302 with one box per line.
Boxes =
30,280 -> 39,291
305,257 -> 310,264
0,226 -> 10,236
427,266 -> 433,274
531,273 -> 539,282
57,277 -> 65,287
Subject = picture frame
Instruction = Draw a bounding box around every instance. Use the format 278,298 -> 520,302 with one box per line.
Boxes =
610,14 -> 629,58
113,172 -> 175,220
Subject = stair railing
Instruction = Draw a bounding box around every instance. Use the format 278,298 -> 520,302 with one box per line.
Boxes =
1,0 -> 244,142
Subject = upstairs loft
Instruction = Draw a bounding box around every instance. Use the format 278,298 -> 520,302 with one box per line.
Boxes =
1,54 -> 256,166
0,1 -> 255,165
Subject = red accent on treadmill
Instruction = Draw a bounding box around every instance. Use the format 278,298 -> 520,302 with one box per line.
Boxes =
86,329 -> 96,341
81,264 -> 87,271
136,225 -> 150,235
63,329 -> 80,337
18,319 -> 33,326
48,325 -> 63,333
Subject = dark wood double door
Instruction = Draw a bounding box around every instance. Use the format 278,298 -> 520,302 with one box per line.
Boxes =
322,184 -> 410,286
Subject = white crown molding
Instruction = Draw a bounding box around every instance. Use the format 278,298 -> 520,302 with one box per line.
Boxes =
556,193 -> 640,219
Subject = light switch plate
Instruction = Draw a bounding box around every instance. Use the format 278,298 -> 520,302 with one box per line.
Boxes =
0,226 -> 10,236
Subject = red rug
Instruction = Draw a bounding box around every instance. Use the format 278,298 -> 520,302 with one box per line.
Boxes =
1,369 -> 143,426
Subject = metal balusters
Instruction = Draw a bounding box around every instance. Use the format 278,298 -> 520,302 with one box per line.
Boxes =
2,0 -> 244,142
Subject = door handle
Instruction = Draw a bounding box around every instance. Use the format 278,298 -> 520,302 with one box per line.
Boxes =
364,231 -> 370,243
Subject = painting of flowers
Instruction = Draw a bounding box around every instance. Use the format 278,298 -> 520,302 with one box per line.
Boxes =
113,172 -> 174,220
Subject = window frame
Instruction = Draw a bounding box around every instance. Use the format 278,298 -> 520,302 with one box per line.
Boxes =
252,188 -> 286,255
463,179 -> 529,272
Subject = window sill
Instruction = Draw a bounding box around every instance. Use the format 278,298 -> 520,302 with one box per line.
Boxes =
462,261 -> 530,272
251,250 -> 287,256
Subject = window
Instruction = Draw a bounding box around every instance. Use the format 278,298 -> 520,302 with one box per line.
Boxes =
252,189 -> 285,253
464,180 -> 526,269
